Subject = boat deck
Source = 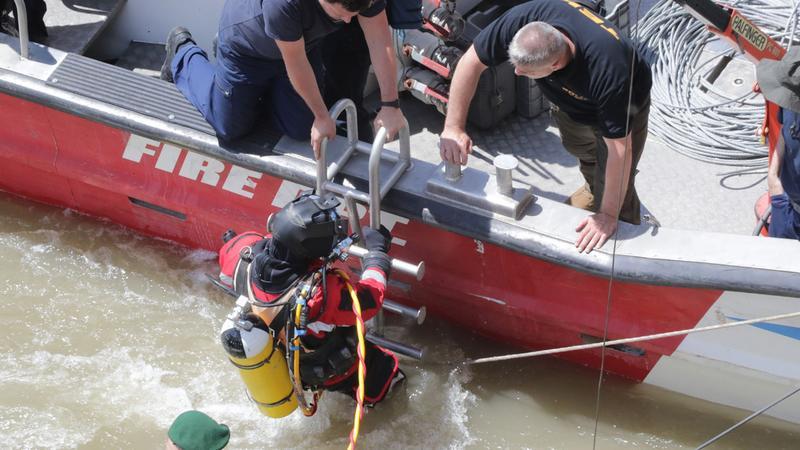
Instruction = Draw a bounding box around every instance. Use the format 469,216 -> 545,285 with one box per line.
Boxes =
398,93 -> 767,236
104,38 -> 766,237
41,0 -> 124,55
1,0 -> 766,238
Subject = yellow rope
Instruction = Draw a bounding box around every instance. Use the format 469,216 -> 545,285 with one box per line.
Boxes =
336,270 -> 367,450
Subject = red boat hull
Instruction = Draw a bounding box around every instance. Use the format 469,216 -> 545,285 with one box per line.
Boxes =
0,92 -> 724,382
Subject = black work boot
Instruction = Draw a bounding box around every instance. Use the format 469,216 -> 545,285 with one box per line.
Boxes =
160,26 -> 195,83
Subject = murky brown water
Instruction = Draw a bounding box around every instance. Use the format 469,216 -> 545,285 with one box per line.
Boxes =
1,192 -> 798,449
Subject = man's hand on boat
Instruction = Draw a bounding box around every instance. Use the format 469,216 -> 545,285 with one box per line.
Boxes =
373,105 -> 406,141
575,212 -> 617,253
311,115 -> 337,160
439,125 -> 473,165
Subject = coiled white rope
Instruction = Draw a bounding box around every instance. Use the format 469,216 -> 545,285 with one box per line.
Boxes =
634,0 -> 800,169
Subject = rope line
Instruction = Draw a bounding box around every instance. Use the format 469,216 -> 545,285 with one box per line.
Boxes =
591,1 -> 646,446
466,310 -> 800,365
696,384 -> 800,449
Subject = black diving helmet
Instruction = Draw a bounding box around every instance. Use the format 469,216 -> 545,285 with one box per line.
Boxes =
268,192 -> 348,260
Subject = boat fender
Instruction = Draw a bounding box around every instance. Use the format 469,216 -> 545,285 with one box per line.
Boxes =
220,312 -> 298,418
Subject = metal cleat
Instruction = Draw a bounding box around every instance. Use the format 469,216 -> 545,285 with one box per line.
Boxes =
427,154 -> 535,220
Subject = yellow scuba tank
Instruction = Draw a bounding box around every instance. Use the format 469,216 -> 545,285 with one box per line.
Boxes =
220,295 -> 298,418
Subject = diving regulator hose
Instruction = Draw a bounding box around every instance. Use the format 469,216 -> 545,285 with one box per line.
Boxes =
289,279 -> 321,416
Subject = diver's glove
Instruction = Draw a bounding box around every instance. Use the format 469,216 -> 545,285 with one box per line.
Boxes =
362,226 -> 392,276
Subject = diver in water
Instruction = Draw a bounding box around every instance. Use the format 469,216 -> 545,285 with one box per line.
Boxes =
217,192 -> 404,414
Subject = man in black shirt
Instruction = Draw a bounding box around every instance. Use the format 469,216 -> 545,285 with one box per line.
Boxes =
439,0 -> 651,253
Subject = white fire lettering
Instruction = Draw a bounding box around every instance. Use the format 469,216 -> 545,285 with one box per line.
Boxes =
272,180 -> 307,207
122,134 -> 262,199
122,134 -> 159,162
223,166 -> 261,198
155,143 -> 182,173
179,152 -> 226,186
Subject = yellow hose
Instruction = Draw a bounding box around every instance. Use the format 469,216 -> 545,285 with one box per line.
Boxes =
293,294 -> 319,416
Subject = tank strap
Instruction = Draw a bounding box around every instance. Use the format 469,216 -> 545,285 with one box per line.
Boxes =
245,387 -> 295,408
227,344 -> 278,370
269,303 -> 291,336
243,261 -> 316,338
232,250 -> 250,296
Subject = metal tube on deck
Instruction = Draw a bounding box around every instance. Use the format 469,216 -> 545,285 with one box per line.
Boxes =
316,137 -> 328,195
356,140 -> 399,162
368,127 -> 388,228
324,183 -> 370,203
318,99 -> 359,195
494,154 -> 519,196
344,192 -> 363,242
444,160 -> 462,181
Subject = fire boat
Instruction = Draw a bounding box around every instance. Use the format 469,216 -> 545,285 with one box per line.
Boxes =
1,0 -> 799,424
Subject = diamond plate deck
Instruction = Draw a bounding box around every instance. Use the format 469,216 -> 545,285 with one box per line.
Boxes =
390,94 -> 765,236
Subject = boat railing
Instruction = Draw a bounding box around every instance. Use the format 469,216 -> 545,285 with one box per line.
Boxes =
315,99 -> 427,350
317,99 -> 412,222
10,0 -> 29,60
316,98 -> 423,282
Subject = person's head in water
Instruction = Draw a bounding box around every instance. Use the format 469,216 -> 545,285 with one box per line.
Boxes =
165,410 -> 229,450
267,192 -> 348,263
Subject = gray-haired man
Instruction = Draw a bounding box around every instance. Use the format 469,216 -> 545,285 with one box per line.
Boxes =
439,0 -> 651,253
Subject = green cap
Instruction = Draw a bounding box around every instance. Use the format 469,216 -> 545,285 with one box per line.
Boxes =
168,410 -> 230,450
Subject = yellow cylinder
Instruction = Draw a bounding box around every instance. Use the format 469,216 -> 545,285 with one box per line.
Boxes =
220,313 -> 298,418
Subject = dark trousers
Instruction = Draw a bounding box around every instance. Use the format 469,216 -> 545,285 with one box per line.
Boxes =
172,42 -> 323,143
552,99 -> 650,225
322,21 -> 375,142
324,342 -> 401,405
1,0 -> 47,42
768,193 -> 800,240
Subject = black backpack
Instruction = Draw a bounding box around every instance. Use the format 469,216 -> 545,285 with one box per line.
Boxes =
1,0 -> 47,43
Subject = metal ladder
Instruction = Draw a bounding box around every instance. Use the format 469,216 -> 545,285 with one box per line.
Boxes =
317,99 -> 426,359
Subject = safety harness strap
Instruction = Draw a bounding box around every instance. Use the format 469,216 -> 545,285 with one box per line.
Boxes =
241,258 -> 317,338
